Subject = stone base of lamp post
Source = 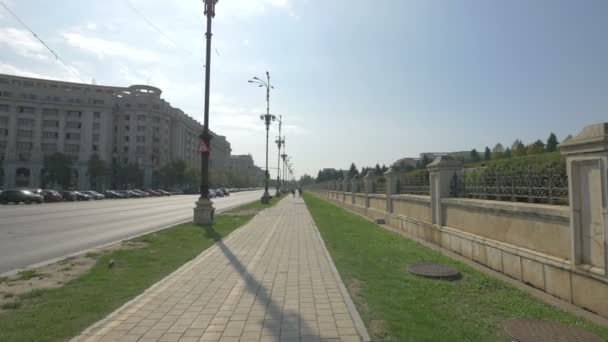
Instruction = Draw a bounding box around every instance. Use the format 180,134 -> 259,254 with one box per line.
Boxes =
193,198 -> 215,225
261,191 -> 271,204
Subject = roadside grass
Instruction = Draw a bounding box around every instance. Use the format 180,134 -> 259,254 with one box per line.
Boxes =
0,197 -> 279,342
16,269 -> 45,281
303,193 -> 608,341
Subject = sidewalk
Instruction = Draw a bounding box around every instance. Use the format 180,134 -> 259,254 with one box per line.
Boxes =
73,196 -> 369,342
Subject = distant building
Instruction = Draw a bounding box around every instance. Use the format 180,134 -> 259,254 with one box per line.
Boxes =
420,151 -> 471,162
0,74 -> 231,189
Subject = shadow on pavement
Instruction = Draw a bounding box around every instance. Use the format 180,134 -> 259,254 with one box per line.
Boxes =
203,223 -> 320,341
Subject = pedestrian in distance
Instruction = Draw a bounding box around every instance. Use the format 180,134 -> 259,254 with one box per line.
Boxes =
291,189 -> 295,198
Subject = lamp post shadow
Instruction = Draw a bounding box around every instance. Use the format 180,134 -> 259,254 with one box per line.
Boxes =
202,224 -> 320,341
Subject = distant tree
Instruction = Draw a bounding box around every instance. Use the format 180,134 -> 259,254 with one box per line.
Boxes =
347,163 -> 359,178
381,164 -> 389,173
470,149 -> 480,162
527,140 -> 546,155
546,132 -> 559,152
484,147 -> 491,161
504,147 -> 512,158
492,143 -> 505,159
511,139 -> 527,157
374,163 -> 382,175
299,174 -> 314,186
43,152 -> 74,189
87,154 -> 107,190
417,155 -> 431,169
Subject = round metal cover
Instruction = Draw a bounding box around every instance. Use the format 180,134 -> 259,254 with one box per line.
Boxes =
407,263 -> 461,280
503,319 -> 603,342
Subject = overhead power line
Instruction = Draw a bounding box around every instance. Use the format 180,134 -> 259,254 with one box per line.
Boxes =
0,0 -> 84,82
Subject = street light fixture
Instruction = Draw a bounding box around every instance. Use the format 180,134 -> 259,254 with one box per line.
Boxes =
274,120 -> 284,197
193,0 -> 218,225
249,72 -> 275,204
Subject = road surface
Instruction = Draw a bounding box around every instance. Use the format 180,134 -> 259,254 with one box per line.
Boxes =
0,190 -> 265,274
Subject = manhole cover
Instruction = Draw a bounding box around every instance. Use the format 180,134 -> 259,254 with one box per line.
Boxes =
407,263 -> 461,280
503,319 -> 603,342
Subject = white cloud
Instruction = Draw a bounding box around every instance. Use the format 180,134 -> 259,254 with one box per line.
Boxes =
86,22 -> 97,30
62,32 -> 160,62
0,62 -> 80,82
216,0 -> 294,20
0,27 -> 48,60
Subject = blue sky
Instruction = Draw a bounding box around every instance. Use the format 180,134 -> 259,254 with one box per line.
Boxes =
0,0 -> 606,178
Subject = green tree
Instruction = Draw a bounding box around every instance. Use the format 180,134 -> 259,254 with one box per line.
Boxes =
418,155 -> 431,169
527,140 -> 546,155
347,163 -> 359,178
546,132 -> 559,152
470,149 -> 480,162
492,143 -> 505,159
511,139 -> 527,157
504,147 -> 512,158
484,147 -> 491,161
43,152 -> 74,189
87,154 -> 107,190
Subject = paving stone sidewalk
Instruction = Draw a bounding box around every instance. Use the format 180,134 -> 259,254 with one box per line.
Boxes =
73,196 -> 370,342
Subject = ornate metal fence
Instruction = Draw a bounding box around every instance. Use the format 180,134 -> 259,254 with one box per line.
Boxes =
397,173 -> 430,195
451,167 -> 568,205
372,178 -> 386,194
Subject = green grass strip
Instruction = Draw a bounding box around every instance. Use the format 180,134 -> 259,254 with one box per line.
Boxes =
303,193 -> 608,341
0,199 -> 278,342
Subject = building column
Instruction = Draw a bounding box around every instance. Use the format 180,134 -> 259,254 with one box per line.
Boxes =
427,156 -> 463,227
560,123 -> 608,276
5,163 -> 16,188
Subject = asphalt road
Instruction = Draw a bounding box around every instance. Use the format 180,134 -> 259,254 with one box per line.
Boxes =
0,190 -> 265,274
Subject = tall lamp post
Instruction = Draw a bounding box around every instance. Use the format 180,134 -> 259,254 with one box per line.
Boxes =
193,0 -> 217,225
274,127 -> 284,197
249,72 -> 275,204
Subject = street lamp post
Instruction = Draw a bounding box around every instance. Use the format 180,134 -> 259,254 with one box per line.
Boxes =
274,123 -> 284,197
193,0 -> 217,225
249,72 -> 275,204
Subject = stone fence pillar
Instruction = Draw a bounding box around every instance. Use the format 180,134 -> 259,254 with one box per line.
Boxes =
427,156 -> 463,227
342,178 -> 348,202
384,169 -> 399,213
350,175 -> 358,204
363,171 -> 377,208
560,123 -> 608,276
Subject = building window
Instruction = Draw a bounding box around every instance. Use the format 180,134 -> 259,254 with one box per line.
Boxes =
93,134 -> 100,142
17,142 -> 33,151
153,105 -> 160,110
93,111 -> 101,118
43,131 -> 58,139
42,143 -> 57,152
64,144 -> 80,153
67,110 -> 82,118
65,132 -> 81,140
0,128 -> 8,136
93,99 -> 104,105
124,115 -> 130,121
93,123 -> 101,130
17,130 -> 33,138
42,108 -> 58,115
66,121 -> 81,129
125,125 -> 130,131
92,145 -> 99,152
43,120 -> 59,128
136,136 -> 145,143
137,104 -> 146,109
0,116 -> 7,125
123,146 -> 129,152
136,146 -> 145,154
18,118 -> 34,127
124,136 -> 130,142
18,106 -> 35,114
137,115 -> 146,121
137,125 -> 145,132
0,104 -> 8,112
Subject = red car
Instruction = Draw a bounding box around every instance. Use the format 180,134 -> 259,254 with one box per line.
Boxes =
143,189 -> 161,196
42,189 -> 64,202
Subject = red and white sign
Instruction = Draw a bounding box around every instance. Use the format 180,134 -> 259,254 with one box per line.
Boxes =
198,141 -> 209,153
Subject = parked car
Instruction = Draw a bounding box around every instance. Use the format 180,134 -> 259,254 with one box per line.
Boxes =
82,191 -> 105,200
41,189 -> 63,202
143,189 -> 161,196
0,189 -> 44,204
60,191 -> 78,201
74,191 -> 92,201
157,189 -> 171,196
219,188 -> 230,197
132,189 -> 149,197
214,189 -> 225,198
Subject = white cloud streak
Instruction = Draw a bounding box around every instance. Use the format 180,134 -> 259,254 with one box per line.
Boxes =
62,32 -> 160,62
0,27 -> 48,60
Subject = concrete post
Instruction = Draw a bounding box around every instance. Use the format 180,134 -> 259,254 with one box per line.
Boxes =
350,175 -> 358,204
384,169 -> 399,213
427,156 -> 463,227
560,123 -> 608,276
363,171 -> 377,209
342,178 -> 348,203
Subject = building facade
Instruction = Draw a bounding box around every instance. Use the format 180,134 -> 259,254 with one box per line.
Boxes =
0,74 -> 231,189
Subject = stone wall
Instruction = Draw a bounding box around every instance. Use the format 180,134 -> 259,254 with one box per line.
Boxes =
311,122 -> 608,320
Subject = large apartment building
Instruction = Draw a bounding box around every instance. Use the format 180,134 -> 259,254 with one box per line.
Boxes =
0,74 -> 231,189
